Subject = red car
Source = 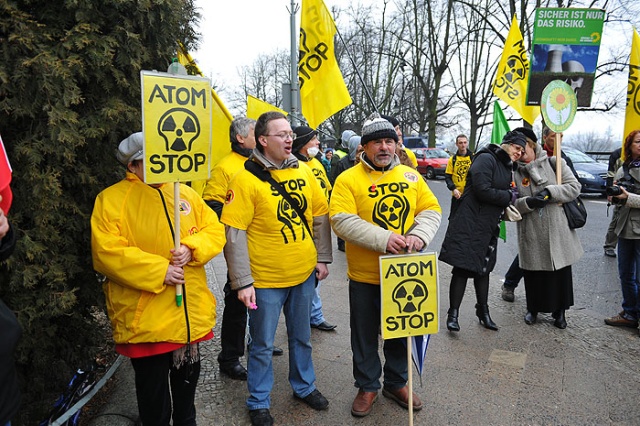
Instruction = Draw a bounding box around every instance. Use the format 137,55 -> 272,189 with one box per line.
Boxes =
412,148 -> 450,179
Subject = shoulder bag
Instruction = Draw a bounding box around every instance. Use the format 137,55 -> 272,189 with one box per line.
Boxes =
549,158 -> 587,229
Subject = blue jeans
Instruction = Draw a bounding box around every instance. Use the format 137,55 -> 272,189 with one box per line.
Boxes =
504,254 -> 523,289
310,281 -> 326,326
246,272 -> 317,410
617,237 -> 640,320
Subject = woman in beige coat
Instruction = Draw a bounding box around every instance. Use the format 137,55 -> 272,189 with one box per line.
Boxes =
513,137 -> 583,328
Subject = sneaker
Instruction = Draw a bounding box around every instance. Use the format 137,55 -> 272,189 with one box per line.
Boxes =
294,389 -> 329,410
501,285 -> 515,302
249,409 -> 273,426
604,311 -> 638,328
604,248 -> 617,257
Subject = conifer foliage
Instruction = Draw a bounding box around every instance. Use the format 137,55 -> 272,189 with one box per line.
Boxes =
0,0 -> 199,422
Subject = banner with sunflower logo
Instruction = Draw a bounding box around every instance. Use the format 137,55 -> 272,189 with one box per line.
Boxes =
526,8 -> 605,107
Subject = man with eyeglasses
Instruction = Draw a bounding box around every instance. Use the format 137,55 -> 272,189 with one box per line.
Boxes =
329,115 -> 441,418
202,117 -> 283,381
221,111 -> 332,426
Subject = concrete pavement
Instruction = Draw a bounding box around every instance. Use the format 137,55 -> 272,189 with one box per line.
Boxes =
88,238 -> 640,426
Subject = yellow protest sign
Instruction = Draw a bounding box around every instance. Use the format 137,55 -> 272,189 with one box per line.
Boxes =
141,71 -> 212,184
380,252 -> 439,339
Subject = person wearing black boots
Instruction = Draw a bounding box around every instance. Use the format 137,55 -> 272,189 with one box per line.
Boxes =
439,131 -> 527,332
512,130 -> 582,329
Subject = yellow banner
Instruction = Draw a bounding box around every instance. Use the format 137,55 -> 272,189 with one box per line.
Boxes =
176,43 -> 233,195
299,0 -> 352,128
247,95 -> 288,120
624,28 -> 640,161
141,71 -> 212,184
493,16 -> 540,125
380,252 -> 439,339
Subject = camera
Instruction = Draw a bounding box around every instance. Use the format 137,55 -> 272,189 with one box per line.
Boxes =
606,179 -> 640,204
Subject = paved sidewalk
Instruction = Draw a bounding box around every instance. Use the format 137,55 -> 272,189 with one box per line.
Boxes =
89,244 -> 640,426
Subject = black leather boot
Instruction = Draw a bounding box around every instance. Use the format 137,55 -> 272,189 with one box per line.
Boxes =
475,304 -> 498,331
446,308 -> 460,332
552,309 -> 567,329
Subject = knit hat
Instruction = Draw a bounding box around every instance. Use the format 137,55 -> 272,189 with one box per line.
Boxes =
292,125 -> 317,153
116,132 -> 144,165
360,116 -> 399,145
501,131 -> 527,149
513,127 -> 538,143
381,114 -> 400,128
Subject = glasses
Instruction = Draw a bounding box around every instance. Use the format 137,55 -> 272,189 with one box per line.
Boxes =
265,132 -> 297,141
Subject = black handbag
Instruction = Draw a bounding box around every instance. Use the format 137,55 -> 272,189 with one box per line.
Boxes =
562,196 -> 587,229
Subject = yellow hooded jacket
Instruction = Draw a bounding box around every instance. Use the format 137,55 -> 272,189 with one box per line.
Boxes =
91,173 -> 225,345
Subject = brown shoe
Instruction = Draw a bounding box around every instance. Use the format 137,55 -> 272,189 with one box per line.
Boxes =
351,390 -> 378,417
382,386 -> 423,411
604,311 -> 638,328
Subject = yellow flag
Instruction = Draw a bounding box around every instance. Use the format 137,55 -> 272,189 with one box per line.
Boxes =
177,43 -> 233,195
299,0 -> 352,128
247,95 -> 288,120
493,16 -> 540,125
624,28 -> 640,161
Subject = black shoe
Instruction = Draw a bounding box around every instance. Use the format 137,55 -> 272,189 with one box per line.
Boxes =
446,308 -> 460,332
273,346 -> 284,356
524,311 -> 537,325
475,304 -> 499,331
552,310 -> 567,329
311,321 -> 337,331
219,362 -> 248,380
249,409 -> 274,426
294,389 -> 329,410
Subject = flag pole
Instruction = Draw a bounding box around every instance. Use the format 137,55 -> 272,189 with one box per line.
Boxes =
334,26 -> 378,113
288,0 -> 301,125
407,336 -> 414,425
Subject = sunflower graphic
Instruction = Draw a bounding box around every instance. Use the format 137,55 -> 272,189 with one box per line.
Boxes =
541,80 -> 576,132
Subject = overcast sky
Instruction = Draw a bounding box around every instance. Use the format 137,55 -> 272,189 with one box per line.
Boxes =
193,0 -> 349,92
192,1 -> 627,142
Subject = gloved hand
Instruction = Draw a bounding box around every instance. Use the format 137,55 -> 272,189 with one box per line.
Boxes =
525,194 -> 548,209
534,189 -> 551,201
509,188 -> 519,205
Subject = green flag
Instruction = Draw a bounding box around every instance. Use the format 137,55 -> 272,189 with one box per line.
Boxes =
491,102 -> 511,241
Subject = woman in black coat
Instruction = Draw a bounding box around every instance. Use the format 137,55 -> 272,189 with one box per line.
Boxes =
439,131 -> 526,332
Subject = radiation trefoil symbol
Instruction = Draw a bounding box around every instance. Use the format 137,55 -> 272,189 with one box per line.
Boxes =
503,55 -> 526,83
372,194 -> 409,233
391,278 -> 428,314
158,107 -> 201,152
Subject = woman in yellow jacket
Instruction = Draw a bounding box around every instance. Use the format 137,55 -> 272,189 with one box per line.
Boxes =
91,132 -> 225,426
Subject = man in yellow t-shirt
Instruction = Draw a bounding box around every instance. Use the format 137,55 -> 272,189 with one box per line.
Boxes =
330,115 -> 441,418
444,134 -> 473,218
221,111 -> 333,425
292,125 -> 336,332
201,118 -> 283,381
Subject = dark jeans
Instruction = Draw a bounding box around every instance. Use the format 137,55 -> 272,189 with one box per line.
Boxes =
617,237 -> 640,320
504,255 -> 523,289
130,352 -> 200,426
218,281 -> 247,367
349,280 -> 407,392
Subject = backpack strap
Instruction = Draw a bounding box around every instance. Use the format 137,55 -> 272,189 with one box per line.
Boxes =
244,160 -> 312,236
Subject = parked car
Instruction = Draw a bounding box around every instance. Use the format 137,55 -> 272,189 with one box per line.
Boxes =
403,136 -> 429,149
412,147 -> 450,179
563,148 -> 607,195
